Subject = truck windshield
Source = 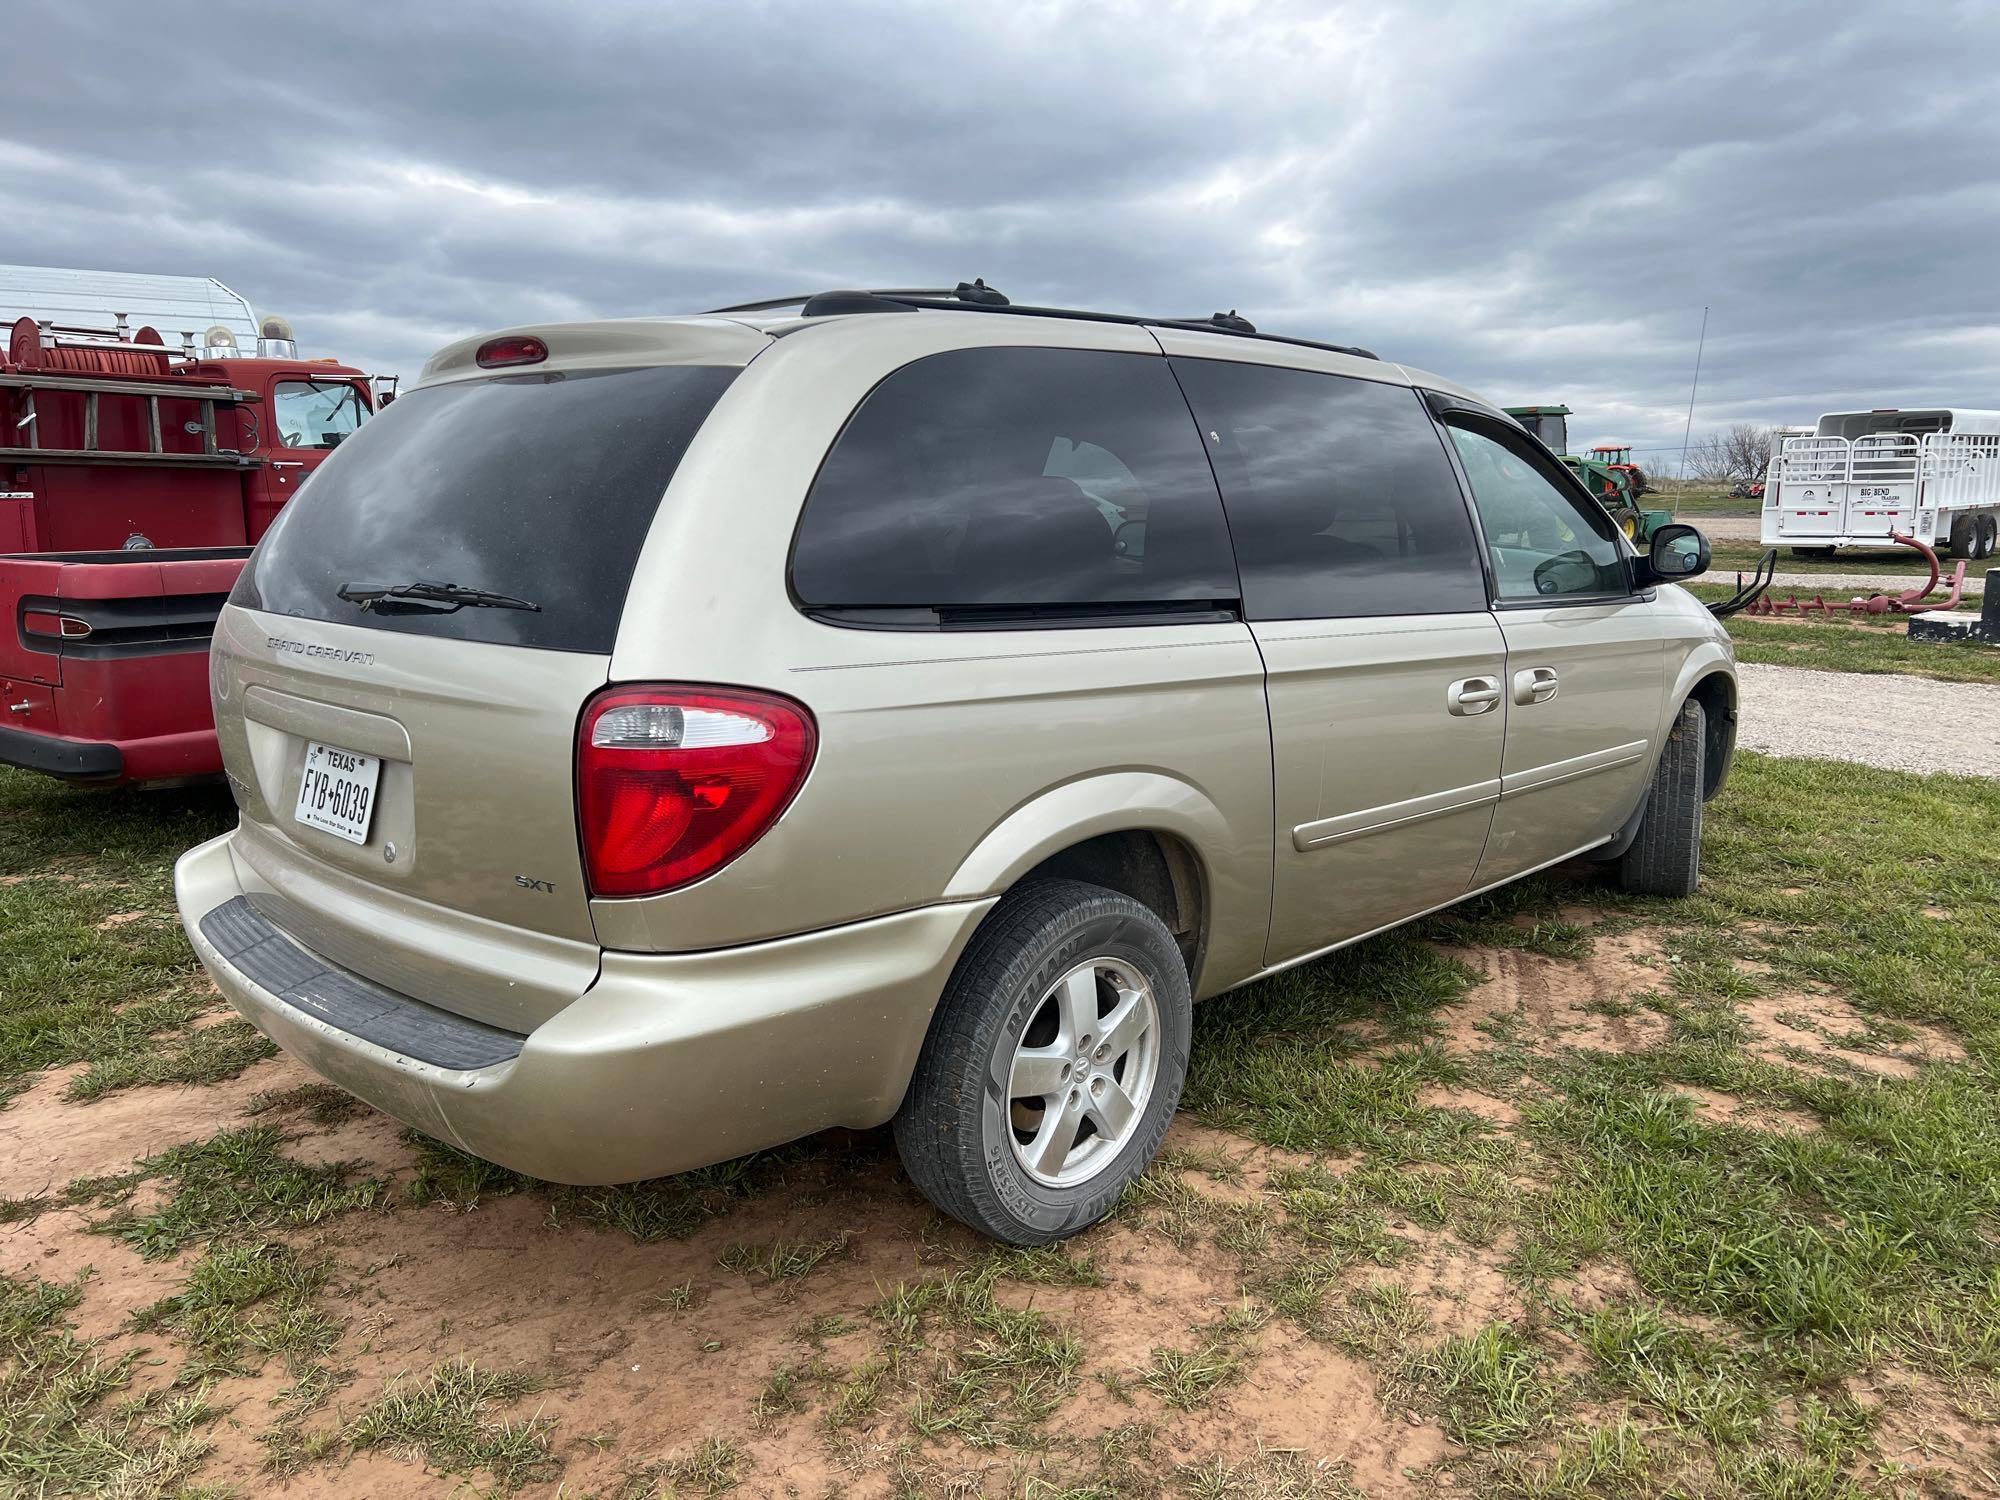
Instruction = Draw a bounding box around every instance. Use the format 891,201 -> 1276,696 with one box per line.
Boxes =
274,380 -> 370,449
233,364 -> 738,653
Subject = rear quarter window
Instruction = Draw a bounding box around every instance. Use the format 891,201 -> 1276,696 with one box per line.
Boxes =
789,346 -> 1238,620
233,364 -> 737,653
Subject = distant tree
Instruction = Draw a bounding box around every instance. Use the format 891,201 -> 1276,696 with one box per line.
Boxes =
1685,424 -> 1772,482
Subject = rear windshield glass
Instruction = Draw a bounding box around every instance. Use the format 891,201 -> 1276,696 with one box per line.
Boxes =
233,364 -> 738,652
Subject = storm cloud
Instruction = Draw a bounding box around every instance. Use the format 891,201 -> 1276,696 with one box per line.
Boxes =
7,0 -> 1996,461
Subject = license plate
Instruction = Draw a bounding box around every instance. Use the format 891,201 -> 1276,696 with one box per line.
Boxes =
295,740 -> 381,845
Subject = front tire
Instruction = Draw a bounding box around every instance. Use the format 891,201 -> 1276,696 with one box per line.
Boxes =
1617,698 -> 1706,898
893,878 -> 1191,1245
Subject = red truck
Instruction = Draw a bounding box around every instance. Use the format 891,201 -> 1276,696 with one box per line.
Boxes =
0,314 -> 377,785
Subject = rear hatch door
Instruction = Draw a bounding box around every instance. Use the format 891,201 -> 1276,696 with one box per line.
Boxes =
215,351 -> 747,1030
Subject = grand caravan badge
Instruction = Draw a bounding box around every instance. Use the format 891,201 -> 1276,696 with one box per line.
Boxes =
265,637 -> 375,667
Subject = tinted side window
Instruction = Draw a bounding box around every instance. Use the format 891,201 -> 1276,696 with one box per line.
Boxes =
790,347 -> 1237,614
1168,359 -> 1486,620
1445,424 -> 1629,600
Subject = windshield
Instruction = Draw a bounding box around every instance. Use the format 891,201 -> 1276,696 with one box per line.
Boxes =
233,364 -> 738,652
273,380 -> 370,450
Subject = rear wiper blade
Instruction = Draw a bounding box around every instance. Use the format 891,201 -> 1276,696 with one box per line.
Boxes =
335,580 -> 542,614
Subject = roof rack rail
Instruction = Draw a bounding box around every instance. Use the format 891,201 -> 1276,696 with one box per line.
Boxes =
705,280 -> 1008,315
708,281 -> 1378,361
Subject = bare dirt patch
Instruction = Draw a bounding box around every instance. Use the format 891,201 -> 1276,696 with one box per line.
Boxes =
0,1063 -> 1440,1496
1158,1116 -> 1323,1199
1437,929 -> 1670,1057
1669,1084 -> 1820,1133
1233,1327 -> 1450,1491
1416,1085 -> 1522,1127
0,1053 -> 311,1200
1739,993 -> 1968,1080
1375,1232 -> 1518,1345
1864,1369 -> 2000,1497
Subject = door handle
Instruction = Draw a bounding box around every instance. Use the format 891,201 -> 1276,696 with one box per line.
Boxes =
269,460 -> 306,469
1513,666 -> 1560,705
1446,676 -> 1501,716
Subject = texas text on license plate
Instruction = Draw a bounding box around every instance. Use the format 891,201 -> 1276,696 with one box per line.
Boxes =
295,741 -> 381,845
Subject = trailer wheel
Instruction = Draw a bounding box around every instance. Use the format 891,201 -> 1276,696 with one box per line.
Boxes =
1978,515 -> 1999,560
1948,514 -> 1976,558
1616,698 -> 1704,899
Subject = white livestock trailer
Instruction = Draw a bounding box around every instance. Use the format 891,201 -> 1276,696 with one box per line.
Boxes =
1761,408 -> 2000,558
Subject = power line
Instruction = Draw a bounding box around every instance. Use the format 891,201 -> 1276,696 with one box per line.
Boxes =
1676,305 -> 1709,479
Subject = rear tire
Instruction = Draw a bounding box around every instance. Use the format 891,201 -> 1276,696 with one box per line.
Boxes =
1978,515 -> 1998,560
893,878 -> 1191,1245
1617,698 -> 1705,899
1948,515 -> 1976,558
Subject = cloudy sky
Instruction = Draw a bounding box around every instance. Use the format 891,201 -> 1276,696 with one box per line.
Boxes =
7,0 -> 1996,463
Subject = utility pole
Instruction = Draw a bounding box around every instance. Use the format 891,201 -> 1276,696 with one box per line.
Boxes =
1677,305 -> 1709,481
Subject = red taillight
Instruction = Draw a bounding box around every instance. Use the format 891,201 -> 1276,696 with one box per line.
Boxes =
22,610 -> 90,639
475,334 -> 548,368
577,685 -> 817,898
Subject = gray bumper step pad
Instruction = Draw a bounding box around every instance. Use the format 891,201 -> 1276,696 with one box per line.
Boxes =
199,895 -> 527,1071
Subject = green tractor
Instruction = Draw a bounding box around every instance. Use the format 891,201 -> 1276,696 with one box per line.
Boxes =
1504,404 -> 1672,542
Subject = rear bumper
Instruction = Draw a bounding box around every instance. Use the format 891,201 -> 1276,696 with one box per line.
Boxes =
175,829 -> 994,1184
0,723 -> 124,782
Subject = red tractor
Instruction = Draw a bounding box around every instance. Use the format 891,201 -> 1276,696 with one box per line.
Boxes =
0,314 -> 378,785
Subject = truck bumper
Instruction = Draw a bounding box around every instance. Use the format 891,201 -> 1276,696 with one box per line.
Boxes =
0,722 -> 219,784
0,723 -> 124,782
175,829 -> 994,1185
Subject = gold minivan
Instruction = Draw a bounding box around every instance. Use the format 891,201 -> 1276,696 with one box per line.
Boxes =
176,284 -> 1735,1244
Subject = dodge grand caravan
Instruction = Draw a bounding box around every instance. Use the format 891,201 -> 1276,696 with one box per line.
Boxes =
175,283 -> 1736,1245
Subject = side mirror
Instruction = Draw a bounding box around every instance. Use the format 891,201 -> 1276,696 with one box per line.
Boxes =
1641,523 -> 1710,584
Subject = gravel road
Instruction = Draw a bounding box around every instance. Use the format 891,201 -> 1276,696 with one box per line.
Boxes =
1697,514 -> 1765,542
1736,662 -> 2000,777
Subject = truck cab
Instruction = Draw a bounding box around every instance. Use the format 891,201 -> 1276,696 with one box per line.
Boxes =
0,314 -> 375,784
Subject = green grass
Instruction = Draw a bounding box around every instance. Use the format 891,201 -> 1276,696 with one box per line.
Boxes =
1569,1301 -> 1773,1445
1176,1446 -> 1360,1498
1712,612 -> 2000,684
347,1358 -> 554,1489
82,1123 -> 385,1259
0,769 -> 239,1103
717,1232 -> 854,1282
130,1242 -> 340,1385
246,1082 -> 369,1127
1172,751 -> 2000,1490
403,1131 -> 808,1244
0,1269 -> 227,1496
639,1433 -> 746,1495
1652,486 -> 1758,519
1140,1304 -> 1266,1409
1400,1324 -> 1560,1446
1705,536 -> 1980,579
864,1264 -> 1084,1446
